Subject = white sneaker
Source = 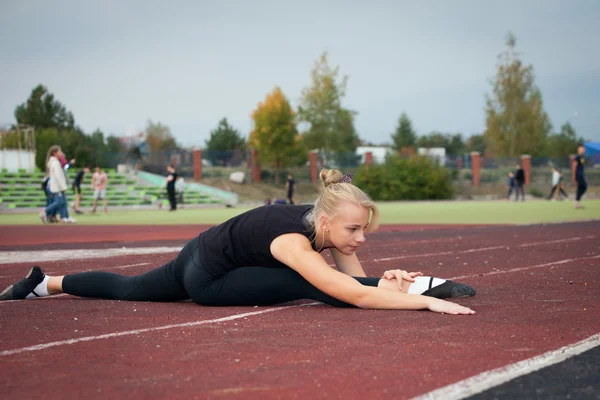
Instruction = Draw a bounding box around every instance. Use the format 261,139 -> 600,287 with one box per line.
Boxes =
39,209 -> 47,224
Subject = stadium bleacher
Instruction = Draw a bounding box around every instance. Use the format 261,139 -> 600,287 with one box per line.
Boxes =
0,168 -> 222,209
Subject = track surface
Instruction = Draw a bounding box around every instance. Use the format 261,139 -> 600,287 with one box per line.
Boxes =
1,221 -> 599,399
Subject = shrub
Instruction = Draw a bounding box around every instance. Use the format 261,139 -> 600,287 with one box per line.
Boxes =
353,155 -> 454,200
529,187 -> 545,198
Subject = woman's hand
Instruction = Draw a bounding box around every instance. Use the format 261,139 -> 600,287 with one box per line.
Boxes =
428,299 -> 475,315
382,270 -> 423,291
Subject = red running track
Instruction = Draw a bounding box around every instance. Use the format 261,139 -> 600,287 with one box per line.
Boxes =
0,221 -> 598,399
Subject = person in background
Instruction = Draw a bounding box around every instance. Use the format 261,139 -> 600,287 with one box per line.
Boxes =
505,172 -> 515,201
91,166 -> 109,213
72,165 -> 91,214
165,164 -> 178,211
286,173 -> 296,205
547,167 -> 567,201
40,145 -> 75,223
514,163 -> 525,201
573,144 -> 587,209
176,176 -> 185,209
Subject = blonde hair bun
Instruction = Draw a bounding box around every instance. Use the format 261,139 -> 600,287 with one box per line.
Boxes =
319,169 -> 343,188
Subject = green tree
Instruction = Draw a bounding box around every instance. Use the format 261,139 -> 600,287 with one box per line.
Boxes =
205,117 -> 246,166
544,122 -> 580,158
416,132 -> 450,149
484,32 -> 551,157
467,134 -> 487,154
14,84 -> 75,130
145,120 -> 178,152
251,86 -> 302,185
298,52 -> 359,156
391,113 -> 417,151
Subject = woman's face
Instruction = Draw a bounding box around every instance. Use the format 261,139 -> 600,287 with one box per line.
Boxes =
325,202 -> 369,255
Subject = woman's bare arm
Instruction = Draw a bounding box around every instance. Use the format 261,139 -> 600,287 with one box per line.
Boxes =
271,233 -> 475,314
330,249 -> 367,277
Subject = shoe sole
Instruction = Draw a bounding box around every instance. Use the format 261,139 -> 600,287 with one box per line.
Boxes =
450,283 -> 476,298
0,267 -> 36,300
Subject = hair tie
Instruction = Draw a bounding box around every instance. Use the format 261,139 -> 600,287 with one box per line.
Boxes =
339,173 -> 353,184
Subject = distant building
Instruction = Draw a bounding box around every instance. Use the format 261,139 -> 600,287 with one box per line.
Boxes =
417,147 -> 446,166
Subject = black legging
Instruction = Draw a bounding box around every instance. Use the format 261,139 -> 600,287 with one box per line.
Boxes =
576,178 -> 587,201
62,237 -> 380,307
167,189 -> 177,210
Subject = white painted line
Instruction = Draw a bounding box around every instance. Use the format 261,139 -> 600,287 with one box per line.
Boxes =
413,332 -> 600,400
0,247 -> 182,265
374,234 -> 597,263
451,254 -> 600,281
373,246 -> 505,262
0,302 -> 320,356
519,235 -> 595,248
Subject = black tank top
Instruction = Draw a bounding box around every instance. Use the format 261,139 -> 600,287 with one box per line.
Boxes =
198,204 -> 316,275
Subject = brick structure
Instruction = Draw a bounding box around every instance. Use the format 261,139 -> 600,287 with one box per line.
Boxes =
309,152 -> 318,183
251,148 -> 261,183
193,149 -> 202,181
521,154 -> 531,185
470,152 -> 481,186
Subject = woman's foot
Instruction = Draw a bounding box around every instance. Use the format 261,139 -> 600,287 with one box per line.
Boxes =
422,280 -> 476,299
0,266 -> 46,300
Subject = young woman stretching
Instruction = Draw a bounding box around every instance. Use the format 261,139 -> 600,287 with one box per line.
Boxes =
1,170 -> 476,315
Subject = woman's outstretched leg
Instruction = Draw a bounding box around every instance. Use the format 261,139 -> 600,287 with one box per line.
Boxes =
184,265 -> 381,307
1,237 -> 200,302
0,261 -> 189,302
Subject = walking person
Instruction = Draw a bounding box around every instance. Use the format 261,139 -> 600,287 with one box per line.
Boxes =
3,169 -> 476,316
72,165 -> 91,214
573,144 -> 587,209
91,166 -> 109,213
547,168 -> 568,201
286,173 -> 296,205
514,163 -> 525,201
165,164 -> 178,211
505,172 -> 515,201
39,145 -> 75,224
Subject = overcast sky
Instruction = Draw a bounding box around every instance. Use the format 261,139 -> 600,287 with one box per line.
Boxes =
1,0 -> 599,147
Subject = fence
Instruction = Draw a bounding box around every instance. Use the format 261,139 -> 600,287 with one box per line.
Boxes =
97,150 -> 600,188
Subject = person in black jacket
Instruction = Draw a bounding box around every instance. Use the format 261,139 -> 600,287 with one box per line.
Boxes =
165,164 -> 178,211
72,166 -> 91,214
573,144 -> 587,208
1,169 -> 476,315
514,163 -> 525,201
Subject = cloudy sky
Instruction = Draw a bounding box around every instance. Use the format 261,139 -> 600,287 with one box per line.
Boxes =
1,0 -> 599,147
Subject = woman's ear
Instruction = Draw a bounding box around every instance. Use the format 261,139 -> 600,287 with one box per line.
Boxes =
319,214 -> 329,232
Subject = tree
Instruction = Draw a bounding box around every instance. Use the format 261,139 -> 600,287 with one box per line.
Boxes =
204,118 -> 247,166
416,132 -> 450,149
545,122 -> 580,158
391,113 -> 417,151
298,52 -> 359,156
467,134 -> 487,154
14,85 -> 75,130
484,32 -> 551,157
250,86 -> 302,185
145,120 -> 178,153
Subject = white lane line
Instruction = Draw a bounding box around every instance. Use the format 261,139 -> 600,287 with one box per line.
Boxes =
373,246 -> 505,262
374,234 -> 597,263
413,332 -> 600,400
519,235 -> 595,248
0,247 -> 182,265
1,235 -> 595,266
450,254 -> 600,280
0,302 -> 320,356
